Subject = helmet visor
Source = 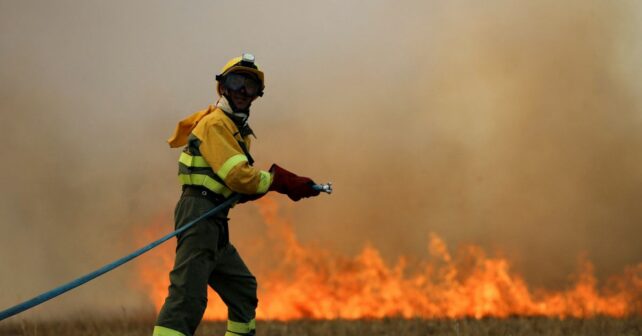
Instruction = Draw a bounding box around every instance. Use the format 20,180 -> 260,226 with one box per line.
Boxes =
222,72 -> 261,96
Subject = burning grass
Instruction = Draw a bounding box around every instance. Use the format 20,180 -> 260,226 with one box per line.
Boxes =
2,316 -> 641,336
137,197 -> 642,320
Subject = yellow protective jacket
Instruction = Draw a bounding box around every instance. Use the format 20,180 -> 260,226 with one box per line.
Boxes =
172,105 -> 272,198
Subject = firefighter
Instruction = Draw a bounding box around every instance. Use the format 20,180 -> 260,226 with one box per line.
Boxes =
153,53 -> 320,336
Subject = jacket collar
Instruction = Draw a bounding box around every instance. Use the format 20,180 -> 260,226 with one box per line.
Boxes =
217,96 -> 255,138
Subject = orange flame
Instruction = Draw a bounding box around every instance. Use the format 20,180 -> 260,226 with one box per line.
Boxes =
136,197 -> 642,320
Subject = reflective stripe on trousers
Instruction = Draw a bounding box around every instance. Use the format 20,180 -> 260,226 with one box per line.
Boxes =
153,319 -> 255,336
153,325 -> 186,336
225,319 -> 256,335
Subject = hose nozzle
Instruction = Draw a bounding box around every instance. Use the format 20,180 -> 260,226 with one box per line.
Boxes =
312,182 -> 333,194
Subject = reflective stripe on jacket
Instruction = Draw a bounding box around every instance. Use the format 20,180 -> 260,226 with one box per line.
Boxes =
178,107 -> 272,196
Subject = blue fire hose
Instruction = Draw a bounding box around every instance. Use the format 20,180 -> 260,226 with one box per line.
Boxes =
0,183 -> 332,321
0,194 -> 242,321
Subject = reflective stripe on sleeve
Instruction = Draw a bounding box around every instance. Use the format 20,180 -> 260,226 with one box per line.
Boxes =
152,326 -> 186,336
257,170 -> 272,194
179,152 -> 210,168
178,174 -> 233,197
217,154 -> 249,179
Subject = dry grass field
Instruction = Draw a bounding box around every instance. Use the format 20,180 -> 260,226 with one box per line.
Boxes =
1,316 -> 640,336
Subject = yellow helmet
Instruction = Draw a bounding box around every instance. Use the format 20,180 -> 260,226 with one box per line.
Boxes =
216,53 -> 265,97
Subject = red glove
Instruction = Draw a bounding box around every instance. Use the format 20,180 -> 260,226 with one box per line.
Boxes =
268,164 -> 320,201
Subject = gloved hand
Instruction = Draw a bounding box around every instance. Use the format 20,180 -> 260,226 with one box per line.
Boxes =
268,164 -> 320,201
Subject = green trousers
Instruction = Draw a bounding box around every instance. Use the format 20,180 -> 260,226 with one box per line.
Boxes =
154,191 -> 258,336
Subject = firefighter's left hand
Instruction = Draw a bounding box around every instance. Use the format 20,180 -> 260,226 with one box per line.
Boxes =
268,164 -> 321,201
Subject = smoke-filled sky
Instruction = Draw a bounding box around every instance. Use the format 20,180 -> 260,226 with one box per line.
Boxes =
1,0 -> 641,319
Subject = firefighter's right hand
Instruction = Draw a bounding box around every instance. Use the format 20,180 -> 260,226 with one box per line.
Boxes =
268,164 -> 321,201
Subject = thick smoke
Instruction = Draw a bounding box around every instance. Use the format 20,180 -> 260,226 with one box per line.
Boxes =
0,0 -> 640,318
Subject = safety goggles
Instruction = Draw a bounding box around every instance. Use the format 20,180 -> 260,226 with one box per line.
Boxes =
222,72 -> 261,96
